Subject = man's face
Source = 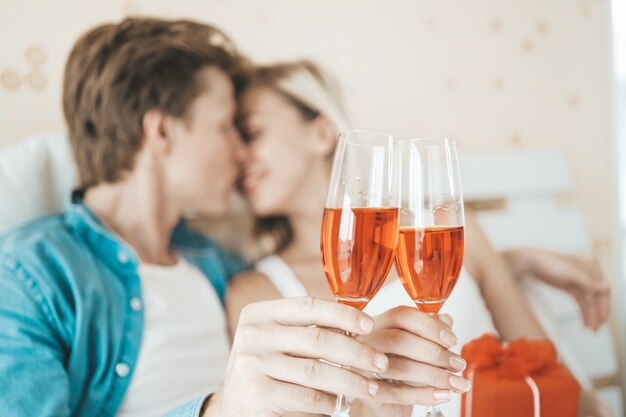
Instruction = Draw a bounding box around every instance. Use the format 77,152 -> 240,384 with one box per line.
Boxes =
164,66 -> 244,216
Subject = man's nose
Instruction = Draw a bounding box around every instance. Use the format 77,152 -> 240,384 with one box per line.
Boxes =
230,129 -> 249,163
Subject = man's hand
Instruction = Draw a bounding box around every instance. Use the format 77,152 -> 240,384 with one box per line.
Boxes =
205,297 -> 390,416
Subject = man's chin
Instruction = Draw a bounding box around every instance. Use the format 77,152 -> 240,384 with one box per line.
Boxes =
183,206 -> 228,219
182,200 -> 229,219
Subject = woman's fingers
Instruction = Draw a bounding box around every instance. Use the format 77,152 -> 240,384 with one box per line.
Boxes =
365,327 -> 466,372
590,262 -> 611,327
374,381 -> 454,406
378,356 -> 471,393
571,289 -> 594,330
374,306 -> 457,348
568,256 -> 610,331
438,314 -> 454,328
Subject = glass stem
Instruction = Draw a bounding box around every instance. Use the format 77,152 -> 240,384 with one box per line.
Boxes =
422,405 -> 444,416
332,393 -> 350,417
331,330 -> 354,417
422,312 -> 445,417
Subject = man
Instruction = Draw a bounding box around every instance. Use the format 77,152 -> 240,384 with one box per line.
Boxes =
0,18 -> 463,417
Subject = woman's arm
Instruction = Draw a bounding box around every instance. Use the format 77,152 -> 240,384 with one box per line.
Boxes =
464,211 -> 546,340
465,212 -> 612,417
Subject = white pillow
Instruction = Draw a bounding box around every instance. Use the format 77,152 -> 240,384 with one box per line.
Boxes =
0,133 -> 76,234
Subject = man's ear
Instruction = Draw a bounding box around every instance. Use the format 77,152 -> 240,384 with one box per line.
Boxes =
310,115 -> 338,157
142,109 -> 173,155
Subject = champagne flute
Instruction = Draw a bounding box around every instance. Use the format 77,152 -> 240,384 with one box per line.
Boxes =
395,138 -> 465,417
320,130 -> 399,417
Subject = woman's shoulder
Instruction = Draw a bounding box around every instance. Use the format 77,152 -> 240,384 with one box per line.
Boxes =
226,265 -> 283,335
229,268 -> 282,301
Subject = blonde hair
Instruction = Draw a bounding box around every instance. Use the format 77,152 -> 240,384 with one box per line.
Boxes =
243,59 -> 351,259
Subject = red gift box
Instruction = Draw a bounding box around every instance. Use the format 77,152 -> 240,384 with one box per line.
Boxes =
460,334 -> 580,417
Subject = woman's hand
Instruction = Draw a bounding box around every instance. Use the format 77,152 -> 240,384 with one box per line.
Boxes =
355,307 -> 470,417
505,247 -> 610,331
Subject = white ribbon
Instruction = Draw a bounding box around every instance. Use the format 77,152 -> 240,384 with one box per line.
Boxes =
524,376 -> 541,417
464,366 -> 476,417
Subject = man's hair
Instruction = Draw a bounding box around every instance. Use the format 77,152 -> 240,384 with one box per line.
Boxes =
62,18 -> 246,188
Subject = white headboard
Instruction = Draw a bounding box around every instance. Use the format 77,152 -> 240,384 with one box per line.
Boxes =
461,148 -> 622,415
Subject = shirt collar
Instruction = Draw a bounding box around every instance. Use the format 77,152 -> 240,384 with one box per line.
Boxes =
64,191 -> 140,273
63,191 -> 218,271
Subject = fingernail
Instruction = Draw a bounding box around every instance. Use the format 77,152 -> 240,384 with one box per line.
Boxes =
359,317 -> 374,333
433,390 -> 452,401
440,330 -> 457,347
375,353 -> 388,371
450,376 -> 472,392
450,356 -> 466,372
368,381 -> 379,396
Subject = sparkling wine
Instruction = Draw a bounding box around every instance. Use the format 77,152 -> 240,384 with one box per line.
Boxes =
396,226 -> 464,314
321,207 -> 399,310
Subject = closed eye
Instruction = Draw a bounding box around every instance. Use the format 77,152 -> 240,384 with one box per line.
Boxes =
241,129 -> 261,143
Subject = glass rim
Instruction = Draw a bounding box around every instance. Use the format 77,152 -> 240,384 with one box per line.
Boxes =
395,137 -> 457,146
338,129 -> 396,147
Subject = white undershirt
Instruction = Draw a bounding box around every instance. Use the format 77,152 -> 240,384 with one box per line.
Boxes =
255,255 -> 498,417
117,256 -> 230,417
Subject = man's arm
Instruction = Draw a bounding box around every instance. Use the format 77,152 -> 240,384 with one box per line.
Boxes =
0,257 -> 71,417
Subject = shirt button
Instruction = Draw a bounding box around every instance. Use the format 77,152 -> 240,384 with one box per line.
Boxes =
130,297 -> 143,311
115,363 -> 130,377
117,252 -> 130,264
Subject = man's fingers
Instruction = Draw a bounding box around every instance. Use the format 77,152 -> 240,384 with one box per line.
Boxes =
240,297 -> 375,335
264,355 -> 379,401
267,380 -> 336,415
274,325 -> 389,374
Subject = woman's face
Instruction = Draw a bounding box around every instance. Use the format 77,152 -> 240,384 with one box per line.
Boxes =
238,85 -> 325,216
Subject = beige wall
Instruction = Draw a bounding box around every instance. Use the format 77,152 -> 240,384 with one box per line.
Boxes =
0,0 -> 614,266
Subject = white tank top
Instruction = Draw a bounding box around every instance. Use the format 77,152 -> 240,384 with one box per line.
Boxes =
117,256 -> 230,417
255,255 -> 498,417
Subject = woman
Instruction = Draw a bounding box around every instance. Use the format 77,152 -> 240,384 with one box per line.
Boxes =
227,60 -> 612,416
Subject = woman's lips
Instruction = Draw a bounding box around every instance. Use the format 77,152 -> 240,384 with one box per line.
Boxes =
242,170 -> 265,195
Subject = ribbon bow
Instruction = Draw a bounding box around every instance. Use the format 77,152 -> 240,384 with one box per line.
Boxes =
461,334 -> 559,417
462,334 -> 558,375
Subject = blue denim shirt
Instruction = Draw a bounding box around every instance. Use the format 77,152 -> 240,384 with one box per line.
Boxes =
0,197 -> 247,417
